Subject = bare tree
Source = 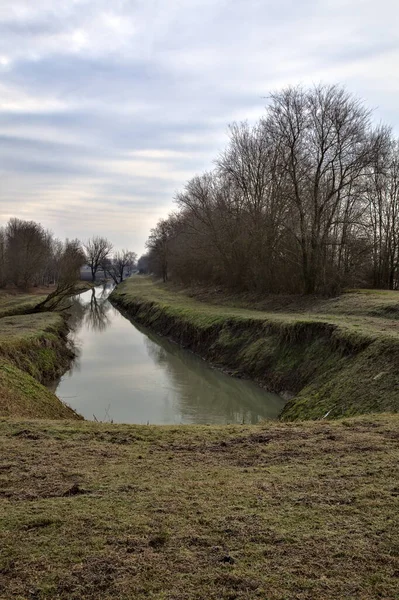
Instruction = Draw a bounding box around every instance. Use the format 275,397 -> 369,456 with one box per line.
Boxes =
0,227 -> 6,288
84,236 -> 113,282
5,218 -> 52,289
59,239 -> 86,284
29,240 -> 86,313
367,139 -> 399,288
104,250 -> 137,284
146,218 -> 180,282
142,85 -> 398,295
264,84 -> 383,293
137,253 -> 150,274
217,121 -> 288,290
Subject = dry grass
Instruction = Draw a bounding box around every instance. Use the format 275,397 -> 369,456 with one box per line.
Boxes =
1,415 -> 398,599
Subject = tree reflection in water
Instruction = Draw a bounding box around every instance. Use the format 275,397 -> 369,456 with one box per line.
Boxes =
85,288 -> 112,332
49,285 -> 113,388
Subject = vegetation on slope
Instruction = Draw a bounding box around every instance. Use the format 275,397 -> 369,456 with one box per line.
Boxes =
0,362 -> 78,419
1,415 -> 398,600
0,291 -> 47,319
0,294 -> 82,420
111,277 -> 399,420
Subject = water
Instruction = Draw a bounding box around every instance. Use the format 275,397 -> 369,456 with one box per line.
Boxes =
51,285 -> 285,424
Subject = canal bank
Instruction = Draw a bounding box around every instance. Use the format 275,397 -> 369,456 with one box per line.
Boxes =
0,308 -> 81,420
52,286 -> 285,424
110,277 -> 399,420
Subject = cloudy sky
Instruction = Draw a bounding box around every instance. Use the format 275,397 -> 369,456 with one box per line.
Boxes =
0,0 -> 398,253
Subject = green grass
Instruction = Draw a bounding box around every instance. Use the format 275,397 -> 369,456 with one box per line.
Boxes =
112,277 -> 399,339
0,312 -> 72,381
1,415 -> 398,599
0,292 -> 46,318
110,277 -> 399,420
0,303 -> 81,420
0,361 -> 79,419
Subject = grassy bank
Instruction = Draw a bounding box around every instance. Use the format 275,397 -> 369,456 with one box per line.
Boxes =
1,415 -> 398,599
0,293 -> 81,420
0,292 -> 46,319
111,277 -> 399,420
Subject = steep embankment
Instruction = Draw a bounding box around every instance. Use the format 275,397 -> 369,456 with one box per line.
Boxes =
110,277 -> 399,420
0,294 -> 82,419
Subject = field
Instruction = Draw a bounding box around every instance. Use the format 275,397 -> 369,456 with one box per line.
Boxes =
1,415 -> 398,600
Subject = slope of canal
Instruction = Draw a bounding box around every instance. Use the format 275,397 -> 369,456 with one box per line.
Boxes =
51,286 -> 285,424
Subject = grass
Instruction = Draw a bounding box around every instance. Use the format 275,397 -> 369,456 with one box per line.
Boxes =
0,292 -> 46,319
0,282 -> 92,319
1,415 -> 398,599
112,277 -> 399,339
0,297 -> 82,420
0,361 -> 79,419
110,277 -> 399,420
1,282 -> 398,598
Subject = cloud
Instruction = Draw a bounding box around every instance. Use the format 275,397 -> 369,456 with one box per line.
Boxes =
0,0 -> 398,252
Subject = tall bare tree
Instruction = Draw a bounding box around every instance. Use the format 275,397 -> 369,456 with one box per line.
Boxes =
367,139 -> 399,288
264,84 -> 383,293
84,236 -> 113,282
145,85 -> 399,294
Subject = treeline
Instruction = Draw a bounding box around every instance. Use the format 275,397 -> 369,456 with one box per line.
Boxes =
145,84 -> 399,294
0,218 -> 136,290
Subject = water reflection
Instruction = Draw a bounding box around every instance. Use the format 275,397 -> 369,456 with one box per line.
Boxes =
67,285 -> 113,335
136,322 -> 281,424
85,288 -> 112,332
51,285 -> 285,424
49,286 -> 113,390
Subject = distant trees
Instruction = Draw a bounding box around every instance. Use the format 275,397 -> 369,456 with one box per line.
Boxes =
0,218 -> 86,290
5,218 -> 52,289
146,218 -> 180,282
58,239 -> 86,284
0,218 -> 137,291
137,254 -> 150,274
146,84 -> 399,294
103,250 -> 137,284
84,236 -> 113,282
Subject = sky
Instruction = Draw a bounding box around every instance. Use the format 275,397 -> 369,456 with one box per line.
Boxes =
0,0 -> 398,254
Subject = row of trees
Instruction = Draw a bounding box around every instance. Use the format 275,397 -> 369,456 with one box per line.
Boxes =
145,84 -> 399,294
83,237 -> 136,284
0,219 -> 136,290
